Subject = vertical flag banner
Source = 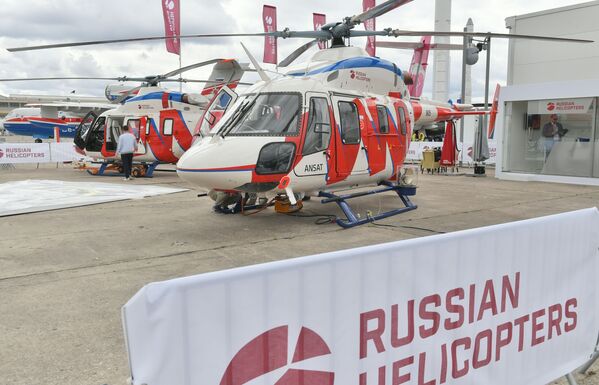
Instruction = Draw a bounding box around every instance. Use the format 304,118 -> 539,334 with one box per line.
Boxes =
161,0 -> 180,55
263,5 -> 277,64
363,0 -> 376,56
313,13 -> 327,50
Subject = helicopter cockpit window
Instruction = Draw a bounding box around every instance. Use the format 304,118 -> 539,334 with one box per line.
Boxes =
376,106 -> 390,134
78,114 -> 96,144
227,93 -> 301,137
199,90 -> 235,137
338,101 -> 360,144
217,92 -> 233,110
86,116 -> 106,152
303,97 -> 331,155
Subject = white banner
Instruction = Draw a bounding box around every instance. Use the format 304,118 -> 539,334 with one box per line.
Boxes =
123,208 -> 599,385
527,98 -> 594,115
50,142 -> 83,162
0,143 -> 50,164
407,141 -> 498,165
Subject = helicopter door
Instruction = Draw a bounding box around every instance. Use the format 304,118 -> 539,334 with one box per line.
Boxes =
85,115 -> 106,154
195,86 -> 238,137
73,111 -> 97,150
102,117 -> 124,158
294,93 -> 331,177
331,95 -> 369,177
126,118 -> 146,155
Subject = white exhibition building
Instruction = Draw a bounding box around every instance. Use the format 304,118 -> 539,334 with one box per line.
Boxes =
497,1 -> 599,185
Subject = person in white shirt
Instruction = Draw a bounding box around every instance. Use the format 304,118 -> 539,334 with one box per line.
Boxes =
116,125 -> 138,180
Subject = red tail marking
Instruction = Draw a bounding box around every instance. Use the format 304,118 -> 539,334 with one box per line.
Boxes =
488,84 -> 501,139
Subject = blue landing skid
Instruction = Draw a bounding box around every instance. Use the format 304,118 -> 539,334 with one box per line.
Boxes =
87,162 -> 110,176
318,181 -> 417,229
144,161 -> 159,177
86,161 -> 160,177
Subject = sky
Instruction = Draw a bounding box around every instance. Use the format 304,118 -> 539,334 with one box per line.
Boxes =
0,0 -> 591,102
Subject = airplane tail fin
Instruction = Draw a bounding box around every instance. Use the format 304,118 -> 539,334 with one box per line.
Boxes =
407,36 -> 431,98
488,84 -> 501,139
200,59 -> 247,98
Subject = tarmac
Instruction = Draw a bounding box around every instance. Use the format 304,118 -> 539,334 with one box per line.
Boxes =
1,162 -> 599,385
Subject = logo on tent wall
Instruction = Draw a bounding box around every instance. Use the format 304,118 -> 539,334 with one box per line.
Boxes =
0,149 -> 4,158
547,102 -> 556,111
219,325 -> 334,385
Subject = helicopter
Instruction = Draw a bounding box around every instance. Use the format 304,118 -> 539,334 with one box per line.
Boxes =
71,59 -> 250,177
8,0 -> 591,225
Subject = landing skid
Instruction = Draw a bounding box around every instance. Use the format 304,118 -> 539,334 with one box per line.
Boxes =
85,161 -> 160,178
318,181 -> 417,229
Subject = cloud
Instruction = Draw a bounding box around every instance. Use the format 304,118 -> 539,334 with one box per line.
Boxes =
0,0 -> 588,99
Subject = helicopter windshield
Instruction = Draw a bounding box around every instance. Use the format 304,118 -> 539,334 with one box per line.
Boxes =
226,93 -> 301,137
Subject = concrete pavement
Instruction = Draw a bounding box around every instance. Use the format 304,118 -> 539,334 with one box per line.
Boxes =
1,164 -> 598,385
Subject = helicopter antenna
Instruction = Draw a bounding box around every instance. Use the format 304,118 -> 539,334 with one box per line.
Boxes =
240,42 -> 271,82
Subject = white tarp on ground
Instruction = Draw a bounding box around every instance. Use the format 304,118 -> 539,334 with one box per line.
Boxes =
122,208 -> 599,385
0,180 -> 187,216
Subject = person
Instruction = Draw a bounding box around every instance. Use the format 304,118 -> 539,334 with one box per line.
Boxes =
541,114 -> 567,156
116,125 -> 138,180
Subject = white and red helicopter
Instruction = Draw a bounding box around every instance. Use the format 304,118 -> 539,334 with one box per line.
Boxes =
71,59 -> 249,177
0,59 -> 250,176
8,0 -> 590,226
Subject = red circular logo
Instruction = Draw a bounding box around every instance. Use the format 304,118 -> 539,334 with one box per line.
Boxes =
547,102 -> 556,111
0,149 -> 4,158
350,70 -> 356,79
220,325 -> 334,385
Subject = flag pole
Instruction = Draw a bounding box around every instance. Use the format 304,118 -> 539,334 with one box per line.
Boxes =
179,48 -> 182,93
179,0 -> 182,93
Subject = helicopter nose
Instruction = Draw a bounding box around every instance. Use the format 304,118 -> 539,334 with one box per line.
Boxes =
176,137 -> 257,191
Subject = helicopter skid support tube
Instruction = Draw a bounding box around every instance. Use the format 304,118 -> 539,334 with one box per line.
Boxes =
318,182 -> 417,229
86,162 -> 110,176
144,161 -> 160,178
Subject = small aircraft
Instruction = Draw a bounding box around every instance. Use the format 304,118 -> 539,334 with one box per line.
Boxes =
0,100 -> 114,141
8,0 -> 590,226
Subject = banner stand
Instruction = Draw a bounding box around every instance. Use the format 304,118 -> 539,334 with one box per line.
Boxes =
566,373 -> 578,385
578,332 -> 599,374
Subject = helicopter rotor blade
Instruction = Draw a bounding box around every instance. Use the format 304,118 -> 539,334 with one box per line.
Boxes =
349,0 -> 413,25
6,32 -> 283,52
0,76 -> 124,82
278,39 -> 319,67
388,30 -> 593,43
161,58 -> 225,79
160,78 -> 254,86
376,41 -> 463,50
